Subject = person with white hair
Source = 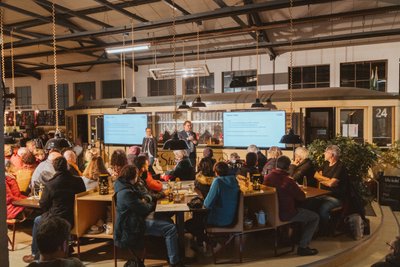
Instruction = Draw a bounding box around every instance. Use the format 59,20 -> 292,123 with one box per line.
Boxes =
30,150 -> 62,192
289,147 -> 317,187
247,144 -> 267,173
10,147 -> 28,169
63,150 -> 82,176
262,146 -> 283,176
165,150 -> 195,181
314,144 -> 349,229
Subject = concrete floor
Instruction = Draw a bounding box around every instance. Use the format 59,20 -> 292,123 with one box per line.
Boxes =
7,202 -> 399,267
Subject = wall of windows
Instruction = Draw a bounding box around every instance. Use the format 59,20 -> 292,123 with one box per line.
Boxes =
101,80 -> 122,99
15,86 -> 32,108
222,70 -> 256,93
148,78 -> 174,96
184,73 -> 214,95
49,84 -> 69,109
340,60 -> 386,91
74,81 -> 95,103
289,65 -> 330,89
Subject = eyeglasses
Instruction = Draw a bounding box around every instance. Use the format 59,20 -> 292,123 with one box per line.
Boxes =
386,242 -> 395,250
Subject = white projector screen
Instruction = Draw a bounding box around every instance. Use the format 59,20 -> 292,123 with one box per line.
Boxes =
103,114 -> 148,145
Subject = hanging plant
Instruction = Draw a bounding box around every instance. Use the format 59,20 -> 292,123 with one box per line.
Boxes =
307,135 -> 379,202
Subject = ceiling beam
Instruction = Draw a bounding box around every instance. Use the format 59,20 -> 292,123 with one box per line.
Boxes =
5,0 -> 341,49
6,0 -> 157,30
93,0 -> 148,23
162,0 -> 191,16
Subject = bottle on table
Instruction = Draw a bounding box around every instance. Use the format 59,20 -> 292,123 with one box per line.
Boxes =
303,176 -> 307,189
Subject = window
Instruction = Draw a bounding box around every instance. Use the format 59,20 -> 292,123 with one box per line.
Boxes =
223,70 -> 256,93
340,60 -> 387,91
340,109 -> 364,143
185,74 -> 214,95
49,84 -> 69,109
148,78 -> 174,96
373,106 -> 393,147
101,80 -> 122,99
289,65 -> 330,89
74,81 -> 95,103
15,86 -> 32,108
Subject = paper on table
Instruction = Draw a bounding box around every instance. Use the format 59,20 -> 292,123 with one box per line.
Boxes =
156,203 -> 190,212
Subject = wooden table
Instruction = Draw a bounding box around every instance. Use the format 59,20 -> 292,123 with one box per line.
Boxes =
155,189 -> 199,259
12,197 -> 40,209
302,186 -> 331,198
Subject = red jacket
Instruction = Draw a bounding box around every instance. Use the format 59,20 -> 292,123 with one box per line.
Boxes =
145,171 -> 163,192
6,175 -> 26,219
263,169 -> 305,221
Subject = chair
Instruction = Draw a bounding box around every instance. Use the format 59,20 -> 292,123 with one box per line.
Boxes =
7,217 -> 26,251
206,193 -> 244,264
270,192 -> 295,256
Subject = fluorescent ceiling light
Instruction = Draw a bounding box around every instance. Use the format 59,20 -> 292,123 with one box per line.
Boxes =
149,65 -> 210,80
105,43 -> 150,54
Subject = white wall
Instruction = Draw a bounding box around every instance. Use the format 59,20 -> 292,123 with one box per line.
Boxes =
6,41 -> 400,110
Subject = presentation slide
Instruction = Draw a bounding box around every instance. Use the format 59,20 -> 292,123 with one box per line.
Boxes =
223,111 -> 286,148
103,114 -> 147,145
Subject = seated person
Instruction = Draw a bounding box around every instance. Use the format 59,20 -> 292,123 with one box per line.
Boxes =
114,165 -> 154,267
264,155 -> 319,256
108,149 -> 128,181
204,161 -> 239,226
237,152 -> 260,180
247,144 -> 267,173
195,157 -> 216,198
262,146 -> 282,176
134,155 -> 165,200
289,147 -> 317,187
127,145 -> 141,166
371,236 -> 400,267
82,156 -> 110,191
165,150 -> 195,181
201,147 -> 216,167
314,145 -> 348,228
30,150 -> 62,192
63,150 -> 82,176
226,152 -> 244,175
5,160 -> 27,220
27,216 -> 84,267
24,157 -> 86,263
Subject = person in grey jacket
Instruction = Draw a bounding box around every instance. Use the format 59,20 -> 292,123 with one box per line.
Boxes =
30,150 -> 62,192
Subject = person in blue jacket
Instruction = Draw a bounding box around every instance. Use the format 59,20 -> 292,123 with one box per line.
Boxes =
204,161 -> 239,226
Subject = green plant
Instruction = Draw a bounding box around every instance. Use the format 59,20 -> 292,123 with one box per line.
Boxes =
377,140 -> 400,171
307,136 -> 379,201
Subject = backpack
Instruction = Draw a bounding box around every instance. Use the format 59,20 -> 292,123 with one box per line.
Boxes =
344,213 -> 364,240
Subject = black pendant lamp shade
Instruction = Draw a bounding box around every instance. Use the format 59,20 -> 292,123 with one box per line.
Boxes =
251,98 -> 264,108
178,100 -> 190,109
127,96 -> 141,107
192,96 -> 206,108
280,128 -> 302,145
118,99 -> 128,110
45,131 -> 73,151
163,131 -> 189,150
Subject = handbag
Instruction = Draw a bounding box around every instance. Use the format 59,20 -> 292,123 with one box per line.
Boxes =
187,196 -> 204,209
152,159 -> 164,175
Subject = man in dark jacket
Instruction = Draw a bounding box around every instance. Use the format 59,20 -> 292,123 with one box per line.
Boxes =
288,147 -> 317,187
178,120 -> 198,167
23,157 -> 86,263
142,127 -> 158,166
264,155 -> 319,256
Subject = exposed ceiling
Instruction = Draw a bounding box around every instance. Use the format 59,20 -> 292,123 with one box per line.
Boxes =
1,0 -> 400,79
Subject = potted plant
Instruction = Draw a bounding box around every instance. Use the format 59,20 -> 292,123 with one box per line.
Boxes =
307,136 -> 378,202
375,140 -> 400,177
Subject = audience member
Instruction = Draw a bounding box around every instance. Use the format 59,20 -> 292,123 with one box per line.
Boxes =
19,132 -> 30,148
247,144 -> 267,173
15,151 -> 37,194
30,150 -> 62,192
11,147 -> 28,169
371,236 -> 400,267
134,155 -> 164,200
226,152 -> 243,175
82,156 -> 109,191
26,216 -> 84,267
204,161 -> 239,226
5,160 -> 27,220
289,147 -> 317,187
314,145 -> 348,228
109,149 -> 128,181
83,147 -> 99,169
26,140 -> 37,153
127,146 -> 141,166
262,146 -> 282,176
33,148 -> 46,163
264,155 -> 319,256
114,165 -> 154,267
178,120 -> 198,167
195,157 -> 216,198
237,152 -> 260,179
165,150 -> 195,181
63,150 -> 82,176
201,147 -> 216,167
23,157 -> 85,263
142,127 -> 158,165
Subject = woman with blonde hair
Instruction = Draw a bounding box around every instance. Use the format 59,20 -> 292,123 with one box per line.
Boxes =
82,156 -> 110,191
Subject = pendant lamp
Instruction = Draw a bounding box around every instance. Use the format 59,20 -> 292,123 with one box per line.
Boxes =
127,21 -> 142,108
191,25 -> 206,108
44,2 -> 72,151
280,0 -> 302,154
251,31 -> 264,108
162,0 -> 189,150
